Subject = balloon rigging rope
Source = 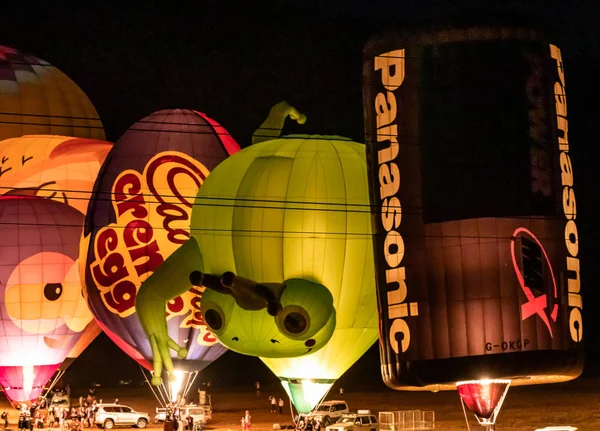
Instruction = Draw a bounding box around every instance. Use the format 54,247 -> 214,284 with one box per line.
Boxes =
43,369 -> 66,400
180,371 -> 199,404
460,396 -> 471,431
139,365 -> 168,408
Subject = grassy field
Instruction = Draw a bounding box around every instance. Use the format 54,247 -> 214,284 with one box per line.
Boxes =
2,377 -> 600,431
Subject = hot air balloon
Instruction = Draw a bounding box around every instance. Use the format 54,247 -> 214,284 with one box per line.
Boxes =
0,46 -> 105,140
0,135 -> 113,214
136,102 -> 378,416
81,109 -> 239,403
0,196 -> 98,405
362,17 -> 582,429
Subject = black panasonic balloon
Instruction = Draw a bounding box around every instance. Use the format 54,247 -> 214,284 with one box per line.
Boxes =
363,18 -> 583,390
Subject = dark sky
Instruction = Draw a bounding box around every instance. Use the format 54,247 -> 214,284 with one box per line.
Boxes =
1,0 -> 599,389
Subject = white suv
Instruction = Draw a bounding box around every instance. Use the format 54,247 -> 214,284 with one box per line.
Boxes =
94,404 -> 150,429
181,405 -> 210,424
303,401 -> 350,426
326,411 -> 379,431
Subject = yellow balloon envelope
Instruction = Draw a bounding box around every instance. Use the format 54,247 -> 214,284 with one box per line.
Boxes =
0,45 -> 105,140
136,103 -> 378,412
0,135 -> 113,214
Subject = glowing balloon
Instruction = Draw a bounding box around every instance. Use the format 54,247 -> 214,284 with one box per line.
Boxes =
81,109 -> 239,380
362,19 -> 583,431
0,196 -> 97,403
362,20 -> 583,391
137,102 -> 378,412
0,135 -> 113,214
0,46 -> 105,140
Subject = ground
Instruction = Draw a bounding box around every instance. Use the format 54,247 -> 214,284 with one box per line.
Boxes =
2,377 -> 600,431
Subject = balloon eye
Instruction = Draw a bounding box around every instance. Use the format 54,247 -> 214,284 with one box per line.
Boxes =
44,283 -> 63,301
277,305 -> 311,339
205,309 -> 223,331
284,312 -> 307,334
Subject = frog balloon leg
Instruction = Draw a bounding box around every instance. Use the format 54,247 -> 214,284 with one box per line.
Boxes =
136,237 -> 204,385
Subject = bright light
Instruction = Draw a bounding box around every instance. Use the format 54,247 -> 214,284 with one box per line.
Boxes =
281,379 -> 332,414
456,378 -> 512,428
170,370 -> 185,403
22,365 -> 34,395
456,378 -> 511,386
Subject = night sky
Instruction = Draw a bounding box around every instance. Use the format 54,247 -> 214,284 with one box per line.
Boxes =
1,0 -> 599,389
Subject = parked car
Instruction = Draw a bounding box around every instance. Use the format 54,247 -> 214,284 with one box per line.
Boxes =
326,411 -> 379,431
49,394 -> 70,411
154,408 -> 167,424
94,404 -> 150,429
301,401 -> 350,427
181,405 -> 210,424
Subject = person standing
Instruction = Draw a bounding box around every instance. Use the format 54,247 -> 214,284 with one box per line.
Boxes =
278,398 -> 284,414
1,410 -> 8,429
255,381 -> 260,396
270,397 -> 277,413
244,411 -> 251,431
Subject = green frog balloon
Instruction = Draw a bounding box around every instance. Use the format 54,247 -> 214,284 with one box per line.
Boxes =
136,102 -> 378,412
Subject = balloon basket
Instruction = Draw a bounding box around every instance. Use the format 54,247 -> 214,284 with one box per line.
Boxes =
457,379 -> 511,430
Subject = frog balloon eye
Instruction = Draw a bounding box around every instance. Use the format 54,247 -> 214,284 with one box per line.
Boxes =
276,278 -> 335,341
201,301 -> 227,335
205,309 -> 223,330
278,306 -> 310,338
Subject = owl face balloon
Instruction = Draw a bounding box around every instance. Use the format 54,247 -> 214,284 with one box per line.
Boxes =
0,196 -> 94,403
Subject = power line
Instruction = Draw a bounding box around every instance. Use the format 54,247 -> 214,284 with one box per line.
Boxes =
0,111 -> 103,121
0,185 -> 574,219
0,189 -> 580,242
0,218 -> 578,243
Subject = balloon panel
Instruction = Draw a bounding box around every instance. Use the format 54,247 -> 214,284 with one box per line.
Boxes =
0,135 -> 113,214
83,109 -> 238,369
280,379 -> 333,414
0,46 -> 105,140
0,197 -> 94,402
0,364 -> 59,403
363,23 -> 583,389
457,380 -> 510,421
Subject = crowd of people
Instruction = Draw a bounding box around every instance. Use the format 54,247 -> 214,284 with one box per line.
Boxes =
296,416 -> 322,431
161,403 -> 202,431
11,394 -> 104,431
